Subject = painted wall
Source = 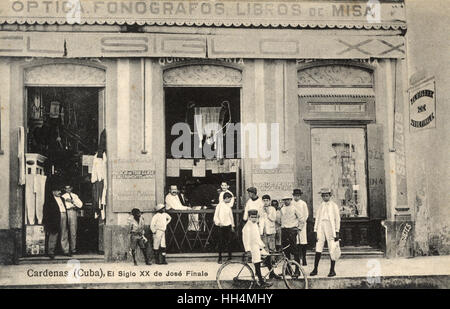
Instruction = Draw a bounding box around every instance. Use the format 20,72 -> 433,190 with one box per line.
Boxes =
405,0 -> 450,256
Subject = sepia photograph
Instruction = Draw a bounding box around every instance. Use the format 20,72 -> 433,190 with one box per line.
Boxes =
0,0 -> 448,295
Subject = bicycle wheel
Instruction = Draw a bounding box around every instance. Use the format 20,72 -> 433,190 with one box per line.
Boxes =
217,261 -> 256,289
282,259 -> 308,289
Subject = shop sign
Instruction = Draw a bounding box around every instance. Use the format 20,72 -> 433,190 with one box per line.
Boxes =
111,159 -> 156,212
251,163 -> 296,201
0,31 -> 406,59
158,57 -> 244,66
409,79 -> 436,132
0,1 -> 406,26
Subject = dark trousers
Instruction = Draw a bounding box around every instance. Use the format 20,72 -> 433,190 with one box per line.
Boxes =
217,225 -> 232,258
92,180 -> 104,214
281,228 -> 300,263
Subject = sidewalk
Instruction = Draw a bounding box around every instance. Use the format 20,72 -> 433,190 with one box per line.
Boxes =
1,255 -> 449,288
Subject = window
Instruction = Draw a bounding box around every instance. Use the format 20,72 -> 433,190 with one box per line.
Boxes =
311,127 -> 368,218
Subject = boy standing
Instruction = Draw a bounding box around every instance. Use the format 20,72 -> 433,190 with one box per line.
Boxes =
279,196 -> 302,274
151,204 -> 172,265
310,188 -> 341,277
272,200 -> 282,251
243,187 -> 264,223
291,188 -> 309,266
214,192 -> 235,263
242,209 -> 272,288
218,181 -> 235,206
260,195 -> 281,280
129,208 -> 151,266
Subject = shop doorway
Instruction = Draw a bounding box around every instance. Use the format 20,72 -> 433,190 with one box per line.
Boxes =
164,86 -> 242,253
311,126 -> 372,247
25,86 -> 106,256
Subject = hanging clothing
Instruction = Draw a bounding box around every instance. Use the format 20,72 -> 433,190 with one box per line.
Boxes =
194,107 -> 222,148
91,152 -> 107,218
18,127 -> 25,185
35,175 -> 47,225
25,174 -> 36,225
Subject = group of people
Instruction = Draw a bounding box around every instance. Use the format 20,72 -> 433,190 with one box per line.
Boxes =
214,185 -> 341,287
43,179 -> 84,259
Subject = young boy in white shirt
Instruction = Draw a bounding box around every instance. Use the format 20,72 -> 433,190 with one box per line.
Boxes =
261,195 -> 282,280
242,209 -> 272,288
214,192 -> 235,263
218,181 -> 235,206
310,188 -> 341,277
151,204 -> 172,265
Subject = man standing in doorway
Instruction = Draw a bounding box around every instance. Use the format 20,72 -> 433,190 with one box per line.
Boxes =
292,188 -> 309,266
310,188 -> 341,277
61,184 -> 83,255
43,179 -> 64,259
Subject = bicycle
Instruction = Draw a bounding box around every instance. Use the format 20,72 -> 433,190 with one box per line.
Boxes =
216,245 -> 308,289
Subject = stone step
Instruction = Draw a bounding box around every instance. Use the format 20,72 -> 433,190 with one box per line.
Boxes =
18,246 -> 383,264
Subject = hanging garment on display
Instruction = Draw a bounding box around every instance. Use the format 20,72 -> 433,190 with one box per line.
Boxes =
35,175 -> 47,225
91,152 -> 107,219
194,107 -> 222,148
18,127 -> 25,185
25,174 -> 36,225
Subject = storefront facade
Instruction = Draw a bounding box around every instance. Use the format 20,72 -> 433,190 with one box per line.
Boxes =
0,0 -> 413,263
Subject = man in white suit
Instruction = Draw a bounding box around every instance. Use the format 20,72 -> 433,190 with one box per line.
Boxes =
310,188 -> 341,277
292,188 -> 309,266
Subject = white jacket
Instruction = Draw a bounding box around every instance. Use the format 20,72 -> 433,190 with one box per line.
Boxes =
151,213 -> 172,233
242,221 -> 265,252
292,199 -> 309,231
260,206 -> 277,235
314,201 -> 341,238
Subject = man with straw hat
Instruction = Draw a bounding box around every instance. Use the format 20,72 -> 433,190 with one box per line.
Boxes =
310,188 -> 341,277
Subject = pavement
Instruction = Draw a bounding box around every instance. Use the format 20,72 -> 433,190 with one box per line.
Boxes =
1,255 -> 449,289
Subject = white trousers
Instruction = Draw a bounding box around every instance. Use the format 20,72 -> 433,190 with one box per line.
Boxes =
315,220 -> 335,253
153,230 -> 166,250
25,175 -> 36,225
35,175 -> 46,224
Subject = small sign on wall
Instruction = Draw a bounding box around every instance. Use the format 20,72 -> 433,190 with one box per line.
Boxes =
111,159 -> 156,212
409,78 -> 436,132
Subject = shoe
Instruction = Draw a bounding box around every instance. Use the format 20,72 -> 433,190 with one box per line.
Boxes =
257,280 -> 273,288
64,253 -> 72,257
145,260 -> 152,265
269,272 -> 282,280
310,269 -> 318,276
227,256 -> 232,261
293,269 -> 301,278
218,258 -> 223,264
328,270 -> 336,277
48,254 -> 55,260
133,261 -> 138,266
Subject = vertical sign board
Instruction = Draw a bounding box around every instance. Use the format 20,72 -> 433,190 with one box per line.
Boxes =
409,79 -> 436,132
111,159 -> 156,212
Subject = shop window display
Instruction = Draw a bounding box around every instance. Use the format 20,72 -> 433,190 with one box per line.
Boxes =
311,128 -> 368,218
26,87 -> 103,254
